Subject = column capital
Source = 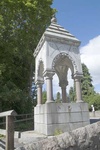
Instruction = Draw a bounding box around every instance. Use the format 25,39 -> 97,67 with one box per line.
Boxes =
35,80 -> 44,86
73,72 -> 83,80
59,80 -> 68,88
43,70 -> 55,78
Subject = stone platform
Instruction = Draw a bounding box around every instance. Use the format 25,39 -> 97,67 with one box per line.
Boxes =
34,102 -> 90,135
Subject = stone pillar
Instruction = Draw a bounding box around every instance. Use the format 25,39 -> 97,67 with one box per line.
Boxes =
61,86 -> 66,103
59,81 -> 68,103
6,116 -> 14,150
43,70 -> 55,103
74,76 -> 83,102
37,83 -> 43,105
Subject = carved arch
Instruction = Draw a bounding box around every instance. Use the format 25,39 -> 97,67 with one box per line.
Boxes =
52,52 -> 78,73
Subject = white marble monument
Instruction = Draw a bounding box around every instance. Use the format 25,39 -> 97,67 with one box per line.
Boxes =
34,16 -> 90,135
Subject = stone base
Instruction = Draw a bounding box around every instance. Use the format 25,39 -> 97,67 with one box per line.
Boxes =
34,102 -> 90,136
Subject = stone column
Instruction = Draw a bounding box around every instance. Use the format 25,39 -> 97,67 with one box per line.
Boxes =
37,83 -> 42,105
59,81 -> 68,103
43,70 -> 55,103
46,76 -> 53,103
74,77 -> 83,102
61,86 -> 66,103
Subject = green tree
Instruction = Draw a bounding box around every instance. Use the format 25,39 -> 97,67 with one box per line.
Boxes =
0,0 -> 55,113
56,92 -> 61,102
87,93 -> 100,111
42,90 -> 47,104
81,63 -> 95,101
69,86 -> 76,102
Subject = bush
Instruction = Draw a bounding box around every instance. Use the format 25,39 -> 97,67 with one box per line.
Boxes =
87,94 -> 100,111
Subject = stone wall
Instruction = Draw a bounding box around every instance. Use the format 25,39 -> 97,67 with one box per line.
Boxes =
16,121 -> 100,150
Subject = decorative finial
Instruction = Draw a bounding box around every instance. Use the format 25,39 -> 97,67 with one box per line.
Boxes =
51,14 -> 57,24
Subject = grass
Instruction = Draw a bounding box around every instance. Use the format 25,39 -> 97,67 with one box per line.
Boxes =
0,134 -> 5,138
54,129 -> 63,136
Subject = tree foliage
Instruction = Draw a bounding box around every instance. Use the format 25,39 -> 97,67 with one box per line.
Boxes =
0,0 -> 55,113
42,90 -> 47,104
87,94 -> 100,111
55,92 -> 61,102
69,87 -> 76,102
81,63 -> 95,100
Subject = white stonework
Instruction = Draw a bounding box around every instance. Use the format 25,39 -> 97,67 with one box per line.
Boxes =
34,16 -> 90,135
34,17 -> 83,88
34,103 -> 90,135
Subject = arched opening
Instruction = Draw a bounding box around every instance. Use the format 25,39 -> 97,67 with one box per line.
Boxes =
52,52 -> 76,74
53,69 -> 74,103
52,52 -> 75,103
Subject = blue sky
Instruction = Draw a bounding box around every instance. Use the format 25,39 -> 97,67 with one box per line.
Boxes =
52,0 -> 100,46
51,0 -> 100,93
